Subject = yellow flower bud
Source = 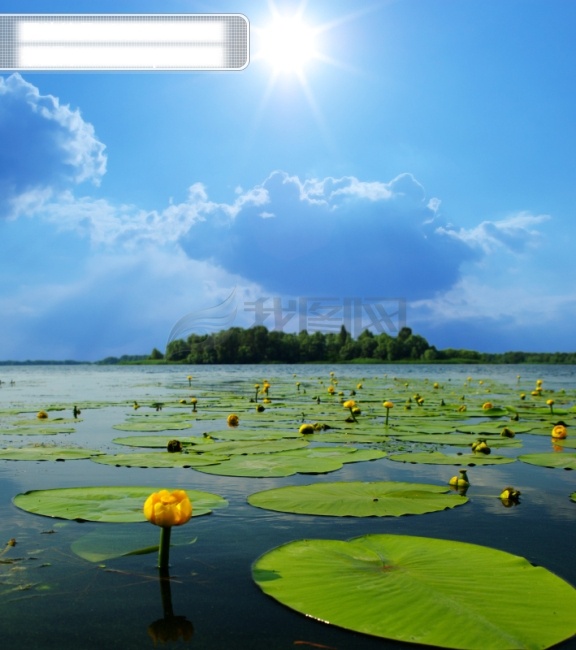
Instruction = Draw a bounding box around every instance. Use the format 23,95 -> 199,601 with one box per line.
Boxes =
299,423 -> 315,434
144,489 -> 192,528
551,424 -> 568,439
227,414 -> 239,427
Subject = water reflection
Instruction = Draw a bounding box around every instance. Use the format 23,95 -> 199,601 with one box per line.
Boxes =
147,570 -> 194,647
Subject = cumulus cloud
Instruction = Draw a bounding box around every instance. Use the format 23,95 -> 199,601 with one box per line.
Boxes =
178,170 -> 476,299
16,166 -> 552,304
438,212 -> 550,253
0,74 -> 106,218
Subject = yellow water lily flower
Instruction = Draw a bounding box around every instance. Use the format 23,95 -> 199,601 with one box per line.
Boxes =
382,400 -> 394,425
471,439 -> 491,455
144,489 -> 192,528
37,410 -> 49,419
226,414 -> 239,427
342,399 -> 356,409
500,486 -> 521,502
449,469 -> 470,488
551,424 -> 568,439
482,402 -> 493,410
299,423 -> 314,435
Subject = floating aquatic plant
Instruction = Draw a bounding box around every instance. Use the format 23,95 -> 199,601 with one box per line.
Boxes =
144,489 -> 192,569
253,534 -> 576,649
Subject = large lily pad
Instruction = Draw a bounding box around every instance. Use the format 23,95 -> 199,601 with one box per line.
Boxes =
13,486 -> 228,522
90,451 -> 223,468
193,454 -> 343,478
456,423 -> 534,435
0,426 -> 75,436
248,481 -> 467,517
111,435 -> 201,448
112,420 -> 192,432
388,451 -> 515,466
193,446 -> 382,478
0,446 -> 103,461
190,438 -> 310,456
394,433 -> 521,448
253,534 -> 576,649
518,452 -> 576,470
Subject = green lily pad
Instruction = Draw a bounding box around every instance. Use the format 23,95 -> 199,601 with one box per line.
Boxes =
518,453 -> 576,470
388,451 -> 515,466
190,438 -> 309,456
113,420 -> 193,432
194,453 -> 341,478
111,435 -> 201,448
554,438 -> 576,449
390,423 -> 458,435
0,446 -> 103,461
207,429 -> 286,441
456,423 -> 534,435
90,451 -> 224,468
71,525 -> 197,562
304,432 -> 390,444
248,481 -> 467,517
253,534 -> 576,649
193,446 -> 385,478
13,486 -> 227,522
395,433 -> 521,448
0,427 -> 75,436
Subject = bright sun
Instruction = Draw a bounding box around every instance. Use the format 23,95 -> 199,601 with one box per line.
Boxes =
259,16 -> 318,75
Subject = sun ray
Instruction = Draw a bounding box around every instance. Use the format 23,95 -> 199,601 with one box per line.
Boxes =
247,2 -> 376,161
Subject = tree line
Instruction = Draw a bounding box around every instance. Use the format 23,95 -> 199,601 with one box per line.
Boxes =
144,325 -> 576,365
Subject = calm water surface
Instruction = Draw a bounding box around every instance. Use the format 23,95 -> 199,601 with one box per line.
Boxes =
0,364 -> 575,650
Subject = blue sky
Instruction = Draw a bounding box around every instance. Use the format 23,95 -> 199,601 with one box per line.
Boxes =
1,0 -> 575,360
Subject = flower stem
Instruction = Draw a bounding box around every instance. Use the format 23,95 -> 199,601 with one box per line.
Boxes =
158,526 -> 172,570
385,409 -> 390,426
158,568 -> 174,617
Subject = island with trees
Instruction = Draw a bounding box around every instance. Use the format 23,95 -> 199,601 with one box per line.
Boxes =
126,325 -> 576,365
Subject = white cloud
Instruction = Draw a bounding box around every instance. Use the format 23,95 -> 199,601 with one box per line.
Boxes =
438,211 -> 550,253
0,73 -> 107,218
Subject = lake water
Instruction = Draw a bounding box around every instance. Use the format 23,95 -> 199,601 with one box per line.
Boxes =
0,364 -> 575,650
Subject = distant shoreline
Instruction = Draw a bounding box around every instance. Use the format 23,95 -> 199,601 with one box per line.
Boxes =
1,358 -> 575,366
